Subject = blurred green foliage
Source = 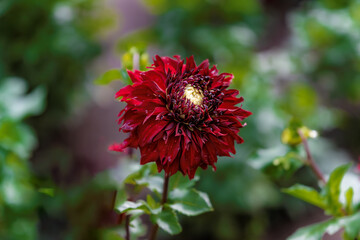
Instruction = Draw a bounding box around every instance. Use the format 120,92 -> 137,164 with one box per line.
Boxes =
0,1 -> 115,239
0,0 -> 113,136
0,78 -> 45,240
95,47 -> 150,86
2,0 -> 360,239
291,4 -> 360,102
284,164 -> 360,239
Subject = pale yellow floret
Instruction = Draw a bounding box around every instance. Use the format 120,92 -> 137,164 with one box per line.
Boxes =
183,84 -> 204,106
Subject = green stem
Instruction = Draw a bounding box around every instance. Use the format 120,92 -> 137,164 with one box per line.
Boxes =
148,173 -> 170,240
298,129 -> 326,185
298,129 -> 349,215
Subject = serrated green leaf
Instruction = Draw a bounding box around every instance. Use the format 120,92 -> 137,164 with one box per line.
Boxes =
124,163 -> 159,192
116,198 -> 161,216
151,207 -> 182,235
168,189 -> 213,216
124,162 -> 158,182
116,201 -> 150,214
136,175 -> 163,194
94,69 -> 123,85
123,162 -> 164,194
323,164 -> 351,216
283,184 -> 326,209
168,172 -> 199,191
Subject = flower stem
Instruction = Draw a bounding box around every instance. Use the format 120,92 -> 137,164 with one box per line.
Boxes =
298,129 -> 326,185
161,174 -> 170,205
125,215 -> 130,240
298,130 -> 350,216
148,173 -> 170,240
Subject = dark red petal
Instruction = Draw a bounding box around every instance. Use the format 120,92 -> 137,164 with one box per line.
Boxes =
161,56 -> 182,71
115,85 -> 133,99
153,55 -> 165,68
203,141 -> 218,169
141,70 -> 167,92
185,56 -> 196,72
108,142 -> 127,152
209,65 -> 219,75
196,59 -> 209,73
138,119 -> 168,146
140,144 -> 158,164
127,70 -> 143,83
218,97 -> 244,110
160,136 -> 181,164
143,107 -> 168,124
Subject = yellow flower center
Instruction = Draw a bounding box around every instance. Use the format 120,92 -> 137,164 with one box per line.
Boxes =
183,84 -> 204,106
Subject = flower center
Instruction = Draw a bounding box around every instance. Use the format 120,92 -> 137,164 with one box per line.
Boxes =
183,84 -> 203,106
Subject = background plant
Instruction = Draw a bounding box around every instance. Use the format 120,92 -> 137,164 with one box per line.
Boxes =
1,0 -> 360,239
0,78 -> 45,240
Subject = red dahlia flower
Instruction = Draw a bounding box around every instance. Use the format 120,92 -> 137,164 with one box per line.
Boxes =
110,55 -> 251,179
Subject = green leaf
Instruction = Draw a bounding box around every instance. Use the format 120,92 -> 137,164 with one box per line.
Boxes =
116,200 -> 150,214
94,69 -> 123,85
287,218 -> 336,240
0,78 -> 46,120
124,162 -> 158,183
249,145 -> 305,180
283,184 -> 326,209
341,212 -> 360,239
280,118 -> 303,146
38,188 -> 55,197
146,194 -> 159,209
168,172 -> 199,191
168,189 -> 213,216
345,187 -> 354,215
114,189 -> 127,210
287,212 -> 360,240
323,164 -> 351,216
271,152 -> 304,179
136,175 -> 163,194
101,229 -> 124,240
116,197 -> 161,216
0,120 -> 37,159
120,69 -> 132,85
124,163 -> 160,192
129,218 -> 146,238
151,207 -> 182,235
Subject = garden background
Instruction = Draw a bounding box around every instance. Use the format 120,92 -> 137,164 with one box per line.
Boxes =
1,0 -> 360,239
